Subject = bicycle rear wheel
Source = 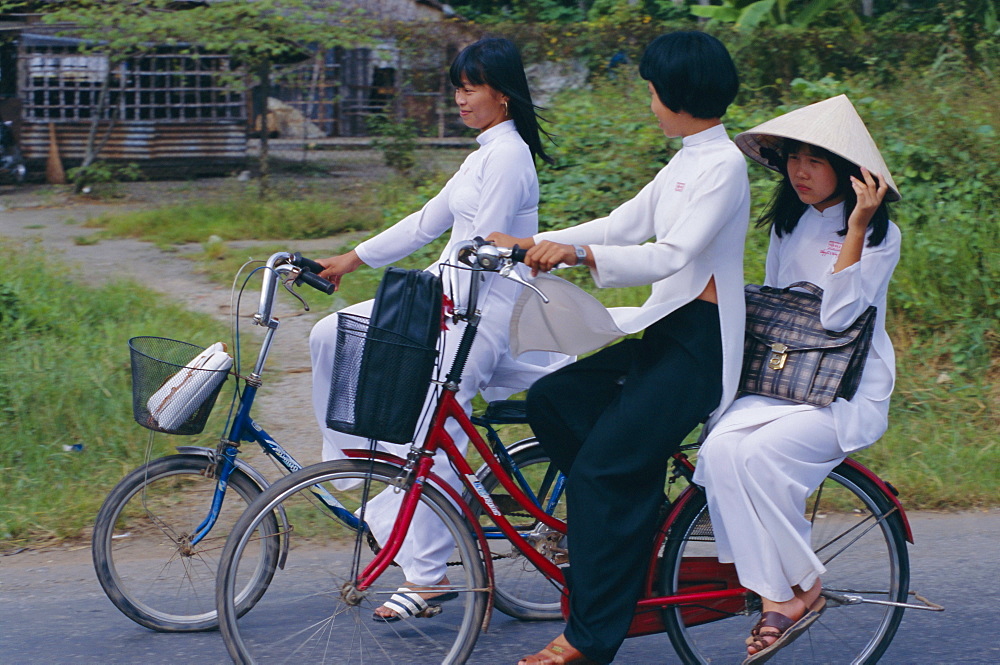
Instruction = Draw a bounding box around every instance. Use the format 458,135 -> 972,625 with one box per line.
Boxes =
217,459 -> 488,665
661,462 -> 909,664
92,454 -> 280,632
470,437 -> 566,620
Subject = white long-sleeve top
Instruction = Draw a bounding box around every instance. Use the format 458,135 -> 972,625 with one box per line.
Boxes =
510,123 -> 751,424
354,119 -> 564,394
759,202 -> 902,450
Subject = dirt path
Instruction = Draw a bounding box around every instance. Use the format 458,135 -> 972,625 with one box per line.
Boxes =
0,179 -> 364,475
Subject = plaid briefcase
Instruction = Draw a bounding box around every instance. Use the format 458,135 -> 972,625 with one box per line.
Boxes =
738,281 -> 875,407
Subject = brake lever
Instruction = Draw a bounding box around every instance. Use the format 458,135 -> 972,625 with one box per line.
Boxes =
500,265 -> 549,304
281,270 -> 311,311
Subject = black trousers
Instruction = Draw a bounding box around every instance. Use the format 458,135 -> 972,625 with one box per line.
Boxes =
526,299 -> 723,664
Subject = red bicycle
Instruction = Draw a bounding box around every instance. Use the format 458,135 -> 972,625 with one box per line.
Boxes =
216,238 -> 938,664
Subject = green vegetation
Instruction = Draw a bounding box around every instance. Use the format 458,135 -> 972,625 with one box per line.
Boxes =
83,181 -> 382,248
67,161 -> 142,198
0,241 -> 231,545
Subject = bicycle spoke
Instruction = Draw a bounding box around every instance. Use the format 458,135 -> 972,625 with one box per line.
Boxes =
93,455 -> 279,632
662,464 -> 909,664
218,460 -> 487,664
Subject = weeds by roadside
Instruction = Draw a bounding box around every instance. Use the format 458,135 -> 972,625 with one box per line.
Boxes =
0,240 -> 229,545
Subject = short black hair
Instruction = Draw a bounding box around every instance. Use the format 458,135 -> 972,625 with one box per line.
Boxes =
639,31 -> 739,119
449,37 -> 553,164
757,140 -> 891,247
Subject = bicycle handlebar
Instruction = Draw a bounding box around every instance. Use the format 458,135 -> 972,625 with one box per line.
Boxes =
446,238 -> 549,316
291,252 -> 336,295
510,246 -> 529,264
254,251 -> 334,329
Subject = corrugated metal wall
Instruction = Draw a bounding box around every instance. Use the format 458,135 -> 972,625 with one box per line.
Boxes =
20,121 -> 246,176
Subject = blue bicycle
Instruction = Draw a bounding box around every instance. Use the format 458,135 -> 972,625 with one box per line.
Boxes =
92,250 -> 566,632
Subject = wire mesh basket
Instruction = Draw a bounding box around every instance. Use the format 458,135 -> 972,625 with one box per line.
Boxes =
129,336 -> 232,436
326,313 -> 438,444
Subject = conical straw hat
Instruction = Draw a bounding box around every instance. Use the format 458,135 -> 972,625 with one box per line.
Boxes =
735,94 -> 900,202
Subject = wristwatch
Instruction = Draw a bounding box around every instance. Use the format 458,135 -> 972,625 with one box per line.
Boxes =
572,245 -> 587,266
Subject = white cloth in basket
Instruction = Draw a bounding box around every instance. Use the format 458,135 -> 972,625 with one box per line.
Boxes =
146,342 -> 232,431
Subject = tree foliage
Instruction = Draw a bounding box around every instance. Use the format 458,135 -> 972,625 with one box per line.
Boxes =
450,0 -> 999,31
689,0 -> 854,30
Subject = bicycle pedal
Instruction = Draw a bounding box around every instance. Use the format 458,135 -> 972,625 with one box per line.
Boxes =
416,604 -> 444,618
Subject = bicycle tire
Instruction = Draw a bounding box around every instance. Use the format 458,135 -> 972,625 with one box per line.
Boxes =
92,453 -> 280,632
470,437 -> 566,621
217,458 -> 488,665
660,462 -> 910,664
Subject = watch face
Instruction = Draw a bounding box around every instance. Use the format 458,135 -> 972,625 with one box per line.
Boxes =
575,246 -> 586,262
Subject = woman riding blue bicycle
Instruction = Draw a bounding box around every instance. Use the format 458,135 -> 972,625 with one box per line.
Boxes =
308,37 -> 567,621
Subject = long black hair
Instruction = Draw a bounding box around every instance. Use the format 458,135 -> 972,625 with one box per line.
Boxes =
757,139 -> 890,247
449,37 -> 554,165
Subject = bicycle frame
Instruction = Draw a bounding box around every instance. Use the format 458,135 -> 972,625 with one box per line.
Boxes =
346,387 -> 569,594
471,413 -> 566,530
182,252 -> 359,553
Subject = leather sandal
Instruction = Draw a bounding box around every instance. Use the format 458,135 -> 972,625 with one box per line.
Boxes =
518,636 -> 600,665
742,597 -> 826,664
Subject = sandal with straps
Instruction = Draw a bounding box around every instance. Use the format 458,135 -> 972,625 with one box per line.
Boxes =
372,587 -> 458,623
517,636 -> 600,665
742,597 -> 826,664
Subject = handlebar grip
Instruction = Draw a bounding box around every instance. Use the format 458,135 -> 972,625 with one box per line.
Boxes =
291,252 -> 326,275
511,246 -> 528,263
298,270 -> 336,295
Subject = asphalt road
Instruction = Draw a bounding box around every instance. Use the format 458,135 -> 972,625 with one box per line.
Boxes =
2,509 -> 997,664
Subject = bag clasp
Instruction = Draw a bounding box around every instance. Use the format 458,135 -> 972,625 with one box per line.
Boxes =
768,343 -> 789,370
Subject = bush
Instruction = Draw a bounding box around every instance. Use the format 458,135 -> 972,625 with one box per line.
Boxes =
67,161 -> 142,198
369,112 -> 420,175
537,77 -> 671,230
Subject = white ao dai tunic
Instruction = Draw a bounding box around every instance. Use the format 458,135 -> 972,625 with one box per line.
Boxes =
694,202 -> 901,601
310,120 -> 566,585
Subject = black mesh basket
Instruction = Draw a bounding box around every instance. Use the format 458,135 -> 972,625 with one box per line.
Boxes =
129,336 -> 231,436
326,313 -> 438,444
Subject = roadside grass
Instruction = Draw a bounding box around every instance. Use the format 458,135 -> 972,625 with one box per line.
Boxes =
82,178 -> 383,247
0,240 -> 231,546
859,319 -> 1000,510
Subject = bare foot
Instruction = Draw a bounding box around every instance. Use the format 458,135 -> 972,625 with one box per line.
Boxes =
793,578 -> 823,608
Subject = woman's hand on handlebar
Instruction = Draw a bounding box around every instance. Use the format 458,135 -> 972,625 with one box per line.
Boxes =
523,241 -> 588,275
486,233 -> 585,276
316,250 -> 364,289
485,232 -> 533,252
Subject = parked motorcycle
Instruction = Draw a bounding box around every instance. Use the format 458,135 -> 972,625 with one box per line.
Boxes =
0,120 -> 26,184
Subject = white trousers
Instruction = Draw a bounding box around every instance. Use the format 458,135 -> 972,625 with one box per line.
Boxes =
694,402 -> 845,602
310,300 -> 501,586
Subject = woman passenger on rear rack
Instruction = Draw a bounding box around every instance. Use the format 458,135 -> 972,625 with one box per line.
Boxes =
693,95 -> 901,664
309,37 -> 567,622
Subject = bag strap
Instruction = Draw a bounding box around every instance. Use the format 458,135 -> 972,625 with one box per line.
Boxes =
761,281 -> 824,297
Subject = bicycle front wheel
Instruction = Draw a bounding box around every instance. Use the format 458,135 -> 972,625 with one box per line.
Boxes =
92,453 -> 280,632
217,459 -> 488,665
661,462 -> 910,665
471,437 -> 566,621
